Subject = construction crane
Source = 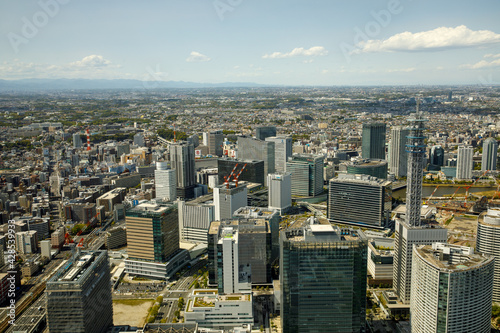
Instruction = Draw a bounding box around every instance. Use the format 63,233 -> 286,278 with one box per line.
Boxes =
76,237 -> 85,248
224,163 -> 239,188
464,170 -> 489,206
424,185 -> 439,205
86,128 -> 91,151
233,163 -> 247,187
444,186 -> 462,207
64,232 -> 74,245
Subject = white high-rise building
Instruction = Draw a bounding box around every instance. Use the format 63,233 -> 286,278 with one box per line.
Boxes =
411,243 -> 494,333
482,137 -> 498,171
267,173 -> 292,214
456,145 -> 473,179
477,208 -> 500,301
219,227 -> 251,294
393,221 -> 447,304
389,126 -> 409,178
213,183 -> 248,221
265,136 -> 292,173
154,162 -> 176,201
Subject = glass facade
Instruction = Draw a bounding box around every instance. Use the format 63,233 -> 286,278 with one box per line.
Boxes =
280,228 -> 367,333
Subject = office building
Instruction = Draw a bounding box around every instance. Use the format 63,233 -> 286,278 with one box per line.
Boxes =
125,202 -> 179,262
362,123 -> 386,160
265,136 -> 293,173
237,137 -> 275,184
178,200 -> 215,244
429,145 -> 445,168
256,126 -> 276,141
184,290 -> 253,330
411,243 -> 494,333
389,126 -> 409,178
96,188 -> 126,213
133,132 -> 145,147
345,158 -> 388,180
328,174 -> 392,228
477,208 -> 500,301
217,159 -> 265,186
16,230 -> 38,254
286,154 -> 324,197
367,240 -> 394,286
267,173 -> 292,214
280,224 -> 367,333
213,183 -> 248,221
456,145 -> 473,179
125,201 -> 189,279
105,226 -> 127,249
46,250 -> 113,333
116,143 -> 130,158
482,137 -> 498,171
208,216 -> 273,288
73,133 -> 82,148
154,161 -> 176,201
215,226 -> 252,294
207,130 -> 223,157
169,141 -> 196,199
393,221 -> 447,304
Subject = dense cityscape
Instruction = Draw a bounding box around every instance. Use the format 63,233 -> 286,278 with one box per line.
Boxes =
0,85 -> 499,332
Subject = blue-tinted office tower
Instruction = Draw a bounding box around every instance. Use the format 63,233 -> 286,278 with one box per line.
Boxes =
256,126 -> 277,141
280,224 -> 367,333
362,123 -> 386,160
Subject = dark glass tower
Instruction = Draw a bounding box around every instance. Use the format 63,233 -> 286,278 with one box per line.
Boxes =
280,224 -> 367,333
362,123 -> 386,160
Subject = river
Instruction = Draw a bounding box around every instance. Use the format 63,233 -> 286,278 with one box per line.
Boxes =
393,185 -> 495,199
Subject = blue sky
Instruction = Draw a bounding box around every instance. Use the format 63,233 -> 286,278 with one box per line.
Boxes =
1,0 -> 500,85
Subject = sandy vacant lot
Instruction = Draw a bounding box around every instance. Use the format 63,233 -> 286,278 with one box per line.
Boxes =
113,299 -> 153,327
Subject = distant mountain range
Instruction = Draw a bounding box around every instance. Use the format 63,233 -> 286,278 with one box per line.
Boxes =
0,79 -> 269,91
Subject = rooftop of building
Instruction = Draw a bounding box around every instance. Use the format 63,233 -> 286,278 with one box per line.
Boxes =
479,208 -> 500,227
233,206 -> 278,219
97,187 -> 126,199
332,173 -> 391,186
126,201 -> 176,217
186,289 -> 251,311
284,222 -> 363,244
48,250 -> 106,285
344,158 -> 387,167
415,243 -> 492,272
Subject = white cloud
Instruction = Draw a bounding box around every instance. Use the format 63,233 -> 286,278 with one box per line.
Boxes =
387,67 -> 416,73
353,25 -> 500,54
303,59 -> 314,64
484,53 -> 500,58
460,58 -> 500,69
322,69 -> 329,74
263,46 -> 328,59
69,55 -> 112,67
186,51 -> 211,62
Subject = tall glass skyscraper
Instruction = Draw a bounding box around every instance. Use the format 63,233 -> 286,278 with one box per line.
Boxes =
169,141 -> 196,199
280,224 -> 367,333
456,145 -> 473,180
482,137 -> 498,171
389,126 -> 409,178
362,123 -> 386,160
286,154 -> 324,197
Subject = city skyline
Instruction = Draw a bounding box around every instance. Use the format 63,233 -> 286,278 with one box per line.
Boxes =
1,0 -> 500,85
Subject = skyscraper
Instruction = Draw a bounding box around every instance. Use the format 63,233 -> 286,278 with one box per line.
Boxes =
286,154 -> 324,197
265,136 -> 292,173
217,159 -> 265,186
73,133 -> 82,148
411,243 -> 494,333
429,145 -> 445,169
213,182 -> 248,221
154,161 -> 176,201
207,130 -> 224,157
362,123 -> 386,160
124,201 -> 189,279
237,137 -> 275,184
256,126 -> 276,141
393,106 -> 448,304
267,173 -> 292,214
456,145 -> 473,179
476,208 -> 500,301
389,126 -> 409,178
169,141 -> 196,199
280,224 -> 367,333
46,250 -> 113,333
328,174 -> 392,228
482,137 -> 498,171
